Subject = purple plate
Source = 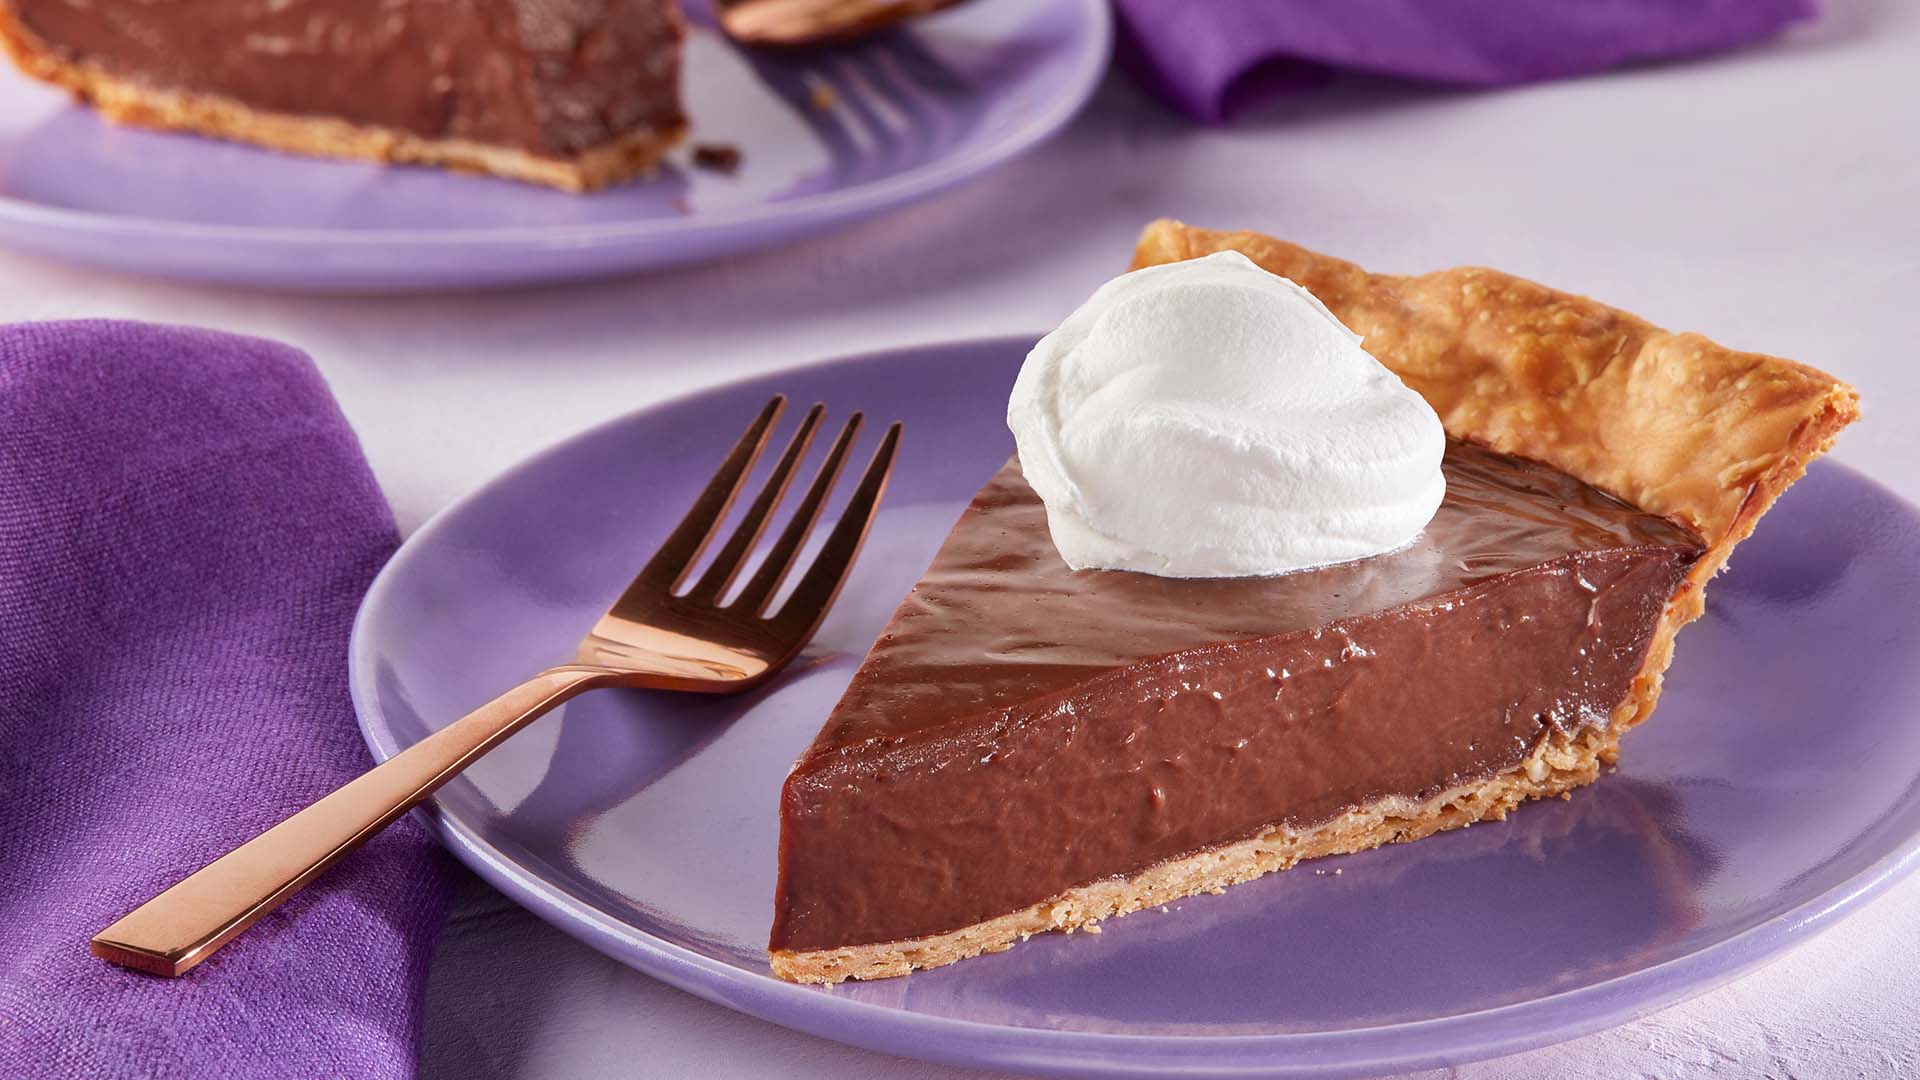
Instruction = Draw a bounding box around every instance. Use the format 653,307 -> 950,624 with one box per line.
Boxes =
0,1 -> 1106,290
351,338 -> 1920,1077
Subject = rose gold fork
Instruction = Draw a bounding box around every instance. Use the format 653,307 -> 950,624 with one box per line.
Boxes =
91,396 -> 901,977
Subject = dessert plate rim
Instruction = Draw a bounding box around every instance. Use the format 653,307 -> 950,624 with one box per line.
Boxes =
0,0 -> 1109,284
351,335 -> 1920,1077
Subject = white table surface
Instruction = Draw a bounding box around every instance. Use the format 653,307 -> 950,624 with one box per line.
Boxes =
8,0 -> 1918,1074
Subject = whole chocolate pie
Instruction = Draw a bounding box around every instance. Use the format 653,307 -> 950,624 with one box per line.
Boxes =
768,220 -> 1859,984
0,1 -> 686,191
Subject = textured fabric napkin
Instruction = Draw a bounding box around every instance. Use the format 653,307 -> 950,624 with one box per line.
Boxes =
0,322 -> 450,1079
1114,0 -> 1818,122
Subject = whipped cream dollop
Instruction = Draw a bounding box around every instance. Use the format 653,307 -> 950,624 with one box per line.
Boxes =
1007,250 -> 1446,578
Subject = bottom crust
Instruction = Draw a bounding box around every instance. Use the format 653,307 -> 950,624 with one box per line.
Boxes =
770,726 -> 1614,984
1,36 -> 683,192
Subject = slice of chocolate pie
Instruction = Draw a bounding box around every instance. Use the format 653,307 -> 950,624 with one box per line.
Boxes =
0,1 -> 686,191
770,220 -> 1859,984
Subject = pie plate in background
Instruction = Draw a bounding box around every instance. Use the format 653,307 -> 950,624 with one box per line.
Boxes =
0,0 -> 1108,290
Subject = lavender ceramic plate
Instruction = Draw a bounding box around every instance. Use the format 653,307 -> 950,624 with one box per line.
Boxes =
0,1 -> 1106,290
352,338 -> 1920,1078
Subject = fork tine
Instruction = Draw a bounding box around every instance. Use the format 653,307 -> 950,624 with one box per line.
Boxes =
769,422 -> 901,629
732,411 -> 864,614
638,395 -> 785,591
883,36 -> 971,97
684,403 -> 826,602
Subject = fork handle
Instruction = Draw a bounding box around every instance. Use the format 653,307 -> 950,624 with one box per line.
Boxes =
91,665 -> 608,977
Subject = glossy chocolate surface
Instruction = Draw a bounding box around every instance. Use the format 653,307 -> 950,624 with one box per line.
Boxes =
10,0 -> 684,156
772,442 -> 1703,952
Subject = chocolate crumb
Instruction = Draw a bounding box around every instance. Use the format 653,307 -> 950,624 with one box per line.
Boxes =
691,142 -> 742,174
808,83 -> 838,112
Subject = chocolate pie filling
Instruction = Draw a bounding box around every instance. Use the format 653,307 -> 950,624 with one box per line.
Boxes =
4,0 -> 684,157
771,441 -> 1704,953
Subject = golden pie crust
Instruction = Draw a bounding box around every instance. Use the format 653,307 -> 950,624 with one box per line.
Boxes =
778,222 -> 1860,984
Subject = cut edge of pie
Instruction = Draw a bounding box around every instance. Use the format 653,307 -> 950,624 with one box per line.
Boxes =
0,12 -> 687,193
769,220 -> 1859,985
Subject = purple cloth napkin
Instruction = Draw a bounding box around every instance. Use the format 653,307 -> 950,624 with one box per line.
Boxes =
1114,0 -> 1818,122
0,322 -> 450,1079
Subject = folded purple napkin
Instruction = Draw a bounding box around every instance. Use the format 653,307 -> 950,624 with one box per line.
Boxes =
1114,0 -> 1818,122
0,322 -> 450,1079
